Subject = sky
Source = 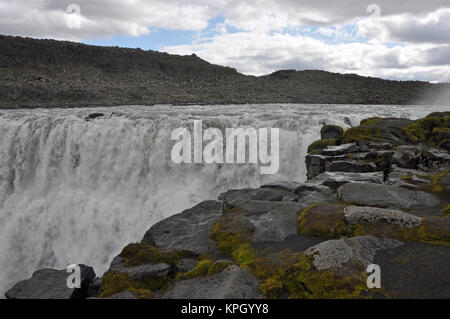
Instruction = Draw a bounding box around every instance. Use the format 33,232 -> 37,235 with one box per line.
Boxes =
1,0 -> 450,82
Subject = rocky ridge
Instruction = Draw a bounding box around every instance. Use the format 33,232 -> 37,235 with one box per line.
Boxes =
1,35 -> 450,108
5,112 -> 450,299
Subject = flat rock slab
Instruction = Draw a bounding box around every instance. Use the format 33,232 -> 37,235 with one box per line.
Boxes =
261,181 -> 331,194
374,242 -> 450,298
322,143 -> 359,156
305,236 -> 403,270
5,265 -> 95,299
344,206 -> 423,229
228,199 -> 306,242
337,182 -> 440,209
328,160 -> 377,174
141,200 -> 223,255
309,171 -> 384,189
219,188 -> 295,203
161,265 -> 262,299
108,256 -> 172,281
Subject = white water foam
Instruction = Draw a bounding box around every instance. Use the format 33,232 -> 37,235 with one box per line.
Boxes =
0,104 -> 447,295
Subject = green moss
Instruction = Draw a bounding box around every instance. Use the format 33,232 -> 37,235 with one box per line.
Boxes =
402,115 -> 450,145
342,126 -> 381,144
402,123 -> 429,143
426,169 -> 450,198
307,138 -> 340,154
351,217 -> 450,247
210,205 -> 371,299
119,243 -> 189,267
256,253 -> 368,299
442,205 -> 450,216
179,259 -> 233,280
360,117 -> 382,126
100,271 -> 158,298
297,203 -> 355,239
210,221 -> 256,265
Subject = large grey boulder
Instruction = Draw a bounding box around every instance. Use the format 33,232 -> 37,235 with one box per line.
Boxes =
227,199 -> 306,242
337,182 -> 440,208
344,206 -> 423,229
161,265 -> 262,299
305,236 -> 403,270
5,265 -> 96,299
108,256 -> 172,281
309,171 -> 384,189
141,200 -> 223,255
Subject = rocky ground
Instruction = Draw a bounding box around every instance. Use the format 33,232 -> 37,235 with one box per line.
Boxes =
5,111 -> 450,299
1,35 -> 450,108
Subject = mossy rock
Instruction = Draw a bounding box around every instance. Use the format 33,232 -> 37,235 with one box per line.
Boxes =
352,216 -> 450,247
342,126 -> 382,144
402,115 -> 450,145
297,203 -> 355,239
119,243 -> 191,267
321,125 -> 344,140
360,117 -> 382,126
425,169 -> 450,199
253,252 -> 368,299
100,271 -> 157,298
307,138 -> 341,154
178,259 -> 233,280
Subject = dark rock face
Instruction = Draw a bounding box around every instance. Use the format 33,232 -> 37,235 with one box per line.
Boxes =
1,35 -> 448,108
328,160 -> 377,173
5,265 -> 95,299
225,199 -> 306,242
141,200 -> 223,255
337,182 -> 440,209
160,265 -> 262,299
392,145 -> 422,169
374,243 -> 450,298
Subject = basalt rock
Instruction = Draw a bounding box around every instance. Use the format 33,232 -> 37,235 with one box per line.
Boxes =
337,182 -> 440,209
343,206 -> 423,229
305,236 -> 403,270
309,171 -> 384,189
160,265 -> 262,299
141,200 -> 223,255
5,265 -> 96,299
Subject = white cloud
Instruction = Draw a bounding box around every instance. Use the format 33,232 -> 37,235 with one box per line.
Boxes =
164,29 -> 450,82
1,0 -> 450,82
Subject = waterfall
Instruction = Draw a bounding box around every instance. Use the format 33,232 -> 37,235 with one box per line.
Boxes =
0,104 -> 446,295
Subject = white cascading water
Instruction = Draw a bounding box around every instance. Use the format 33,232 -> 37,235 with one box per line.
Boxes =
0,103 -> 447,296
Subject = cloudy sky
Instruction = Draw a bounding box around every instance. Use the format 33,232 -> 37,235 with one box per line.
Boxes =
1,0 -> 450,82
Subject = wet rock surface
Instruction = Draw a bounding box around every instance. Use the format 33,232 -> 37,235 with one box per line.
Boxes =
5,265 -> 95,299
141,200 -> 223,255
160,265 -> 262,299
